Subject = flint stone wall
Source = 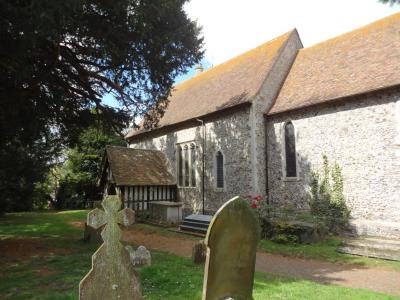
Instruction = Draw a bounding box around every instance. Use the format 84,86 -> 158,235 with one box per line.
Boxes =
266,88 -> 400,237
127,32 -> 302,214
129,107 -> 253,213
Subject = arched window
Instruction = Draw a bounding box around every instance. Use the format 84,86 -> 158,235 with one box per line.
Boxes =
178,146 -> 183,186
284,121 -> 297,177
184,145 -> 189,186
177,142 -> 197,187
190,143 -> 196,187
216,151 -> 224,188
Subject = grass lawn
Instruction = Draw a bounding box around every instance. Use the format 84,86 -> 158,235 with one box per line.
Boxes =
130,221 -> 400,271
259,238 -> 400,271
0,210 -> 399,299
136,221 -> 400,271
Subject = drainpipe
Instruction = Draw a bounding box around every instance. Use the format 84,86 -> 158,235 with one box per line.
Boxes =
196,118 -> 206,215
264,116 -> 270,205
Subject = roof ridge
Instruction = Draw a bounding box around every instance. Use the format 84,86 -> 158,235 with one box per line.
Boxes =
106,145 -> 161,152
255,29 -> 301,94
303,12 -> 400,51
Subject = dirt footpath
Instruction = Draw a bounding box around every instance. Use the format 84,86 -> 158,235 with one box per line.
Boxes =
122,226 -> 400,297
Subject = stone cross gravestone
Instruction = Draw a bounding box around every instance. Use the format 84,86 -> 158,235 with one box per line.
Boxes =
79,195 -> 143,300
202,196 -> 260,300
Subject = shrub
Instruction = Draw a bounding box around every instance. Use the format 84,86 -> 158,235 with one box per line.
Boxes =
244,195 -> 327,244
271,233 -> 298,244
308,155 -> 350,234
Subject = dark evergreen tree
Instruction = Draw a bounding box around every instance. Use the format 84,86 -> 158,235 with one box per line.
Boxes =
0,0 -> 203,212
54,125 -> 125,210
379,0 -> 400,4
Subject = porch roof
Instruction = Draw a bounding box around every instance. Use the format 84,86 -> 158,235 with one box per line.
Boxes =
102,146 -> 176,186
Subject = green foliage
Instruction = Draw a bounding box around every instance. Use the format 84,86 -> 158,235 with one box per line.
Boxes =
379,0 -> 400,4
0,0 -> 203,213
0,134 -> 57,213
261,217 -> 327,245
54,126 -> 124,209
308,155 -> 350,233
270,233 -> 298,245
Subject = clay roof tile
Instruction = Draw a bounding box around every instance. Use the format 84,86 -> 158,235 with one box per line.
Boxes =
104,146 -> 176,186
126,30 -> 296,139
268,13 -> 400,115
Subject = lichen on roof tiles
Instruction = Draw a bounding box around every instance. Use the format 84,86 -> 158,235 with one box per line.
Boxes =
269,12 -> 400,115
104,146 -> 176,186
126,30 -> 296,138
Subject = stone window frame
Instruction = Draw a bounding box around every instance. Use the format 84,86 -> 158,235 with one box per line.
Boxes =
281,120 -> 300,181
176,141 -> 197,188
213,149 -> 226,192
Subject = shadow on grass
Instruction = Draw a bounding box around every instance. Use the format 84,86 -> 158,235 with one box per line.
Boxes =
1,211 -> 399,300
0,210 -> 89,239
258,238 -> 400,271
253,272 -> 399,300
1,241 -> 398,300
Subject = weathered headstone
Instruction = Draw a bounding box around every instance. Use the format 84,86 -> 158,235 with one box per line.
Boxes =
202,196 -> 260,300
192,239 -> 206,264
83,222 -> 103,244
79,195 -> 143,300
125,245 -> 151,268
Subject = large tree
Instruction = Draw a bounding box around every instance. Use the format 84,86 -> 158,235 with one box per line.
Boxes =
53,125 -> 125,210
0,0 -> 203,212
379,0 -> 400,4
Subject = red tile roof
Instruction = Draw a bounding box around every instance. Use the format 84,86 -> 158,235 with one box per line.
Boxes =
268,13 -> 400,115
126,30 -> 296,139
104,146 -> 176,186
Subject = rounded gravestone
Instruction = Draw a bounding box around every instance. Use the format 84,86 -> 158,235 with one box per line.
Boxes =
202,196 -> 260,300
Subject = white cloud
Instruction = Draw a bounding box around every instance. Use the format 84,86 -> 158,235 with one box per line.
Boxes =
185,0 -> 399,65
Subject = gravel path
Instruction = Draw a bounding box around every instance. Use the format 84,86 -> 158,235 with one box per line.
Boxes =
122,227 -> 400,296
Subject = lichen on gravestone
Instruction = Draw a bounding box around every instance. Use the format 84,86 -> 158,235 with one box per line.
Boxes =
192,239 -> 206,264
79,195 -> 142,300
125,245 -> 151,268
202,196 -> 260,300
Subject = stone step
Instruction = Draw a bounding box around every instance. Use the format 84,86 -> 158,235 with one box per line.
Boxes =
362,236 -> 400,245
181,220 -> 209,229
346,237 -> 400,250
184,214 -> 213,225
179,214 -> 212,235
337,237 -> 400,261
349,219 -> 400,240
179,224 -> 208,234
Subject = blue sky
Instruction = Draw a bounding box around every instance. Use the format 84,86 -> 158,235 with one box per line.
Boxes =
103,0 -> 399,109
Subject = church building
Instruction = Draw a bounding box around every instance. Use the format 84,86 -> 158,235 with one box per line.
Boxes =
121,13 -> 400,239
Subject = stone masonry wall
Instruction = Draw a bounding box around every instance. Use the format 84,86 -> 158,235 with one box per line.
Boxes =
266,88 -> 400,237
249,30 -> 303,197
129,107 -> 253,214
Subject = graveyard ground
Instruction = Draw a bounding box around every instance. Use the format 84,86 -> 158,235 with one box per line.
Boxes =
0,210 -> 399,299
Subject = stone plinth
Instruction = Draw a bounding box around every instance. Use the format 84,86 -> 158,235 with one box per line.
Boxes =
150,201 -> 182,224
